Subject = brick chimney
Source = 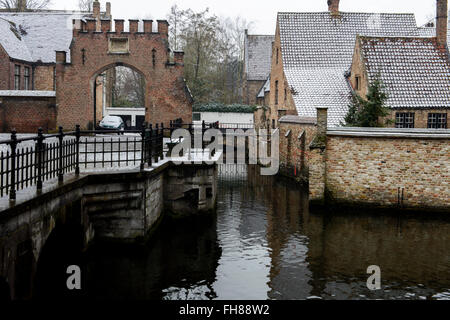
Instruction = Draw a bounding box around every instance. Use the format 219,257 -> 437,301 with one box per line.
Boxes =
17,0 -> 27,11
93,0 -> 101,19
328,0 -> 340,15
106,2 -> 111,19
436,0 -> 448,48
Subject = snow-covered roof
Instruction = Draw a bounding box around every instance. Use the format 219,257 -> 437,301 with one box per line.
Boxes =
0,90 -> 55,97
0,12 -> 90,63
244,34 -> 274,81
277,11 -> 419,126
358,36 -> 450,109
416,21 -> 450,44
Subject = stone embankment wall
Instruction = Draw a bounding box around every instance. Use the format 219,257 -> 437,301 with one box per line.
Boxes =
0,162 -> 217,299
279,108 -> 450,211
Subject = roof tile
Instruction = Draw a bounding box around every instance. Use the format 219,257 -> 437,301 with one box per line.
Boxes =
278,12 -> 419,126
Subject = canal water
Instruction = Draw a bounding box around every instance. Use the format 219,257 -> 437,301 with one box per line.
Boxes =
36,164 -> 450,300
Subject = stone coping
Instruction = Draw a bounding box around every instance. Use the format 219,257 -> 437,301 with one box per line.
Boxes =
0,90 -> 56,98
279,115 -> 317,125
0,150 -> 223,216
327,127 -> 450,139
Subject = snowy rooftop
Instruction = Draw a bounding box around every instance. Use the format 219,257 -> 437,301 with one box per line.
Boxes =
0,11 -> 91,63
0,90 -> 55,97
358,36 -> 450,109
416,21 -> 450,44
277,11 -> 419,126
244,34 -> 274,81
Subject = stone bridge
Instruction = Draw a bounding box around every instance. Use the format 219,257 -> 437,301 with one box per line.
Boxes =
0,152 -> 220,300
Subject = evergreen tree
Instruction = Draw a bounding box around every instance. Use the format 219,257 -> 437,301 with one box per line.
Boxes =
344,76 -> 390,127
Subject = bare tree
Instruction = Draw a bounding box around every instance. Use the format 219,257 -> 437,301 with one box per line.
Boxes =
166,6 -> 253,103
0,0 -> 51,11
111,66 -> 145,108
78,0 -> 93,12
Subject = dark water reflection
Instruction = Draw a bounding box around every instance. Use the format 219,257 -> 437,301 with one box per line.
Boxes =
84,164 -> 450,300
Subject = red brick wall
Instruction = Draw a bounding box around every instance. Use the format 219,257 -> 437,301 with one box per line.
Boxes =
279,120 -> 317,178
269,23 -> 297,128
34,65 -> 55,91
7,61 -> 34,90
56,21 -> 192,130
0,45 -> 55,91
0,45 -> 10,90
243,79 -> 265,105
0,96 -> 56,133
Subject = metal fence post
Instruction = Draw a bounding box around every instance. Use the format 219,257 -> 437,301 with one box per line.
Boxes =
148,124 -> 153,167
58,126 -> 64,183
160,122 -> 164,161
36,128 -> 43,192
154,123 -> 159,163
9,129 -> 17,201
189,123 -> 193,149
140,122 -> 147,170
202,120 -> 206,150
75,125 -> 80,175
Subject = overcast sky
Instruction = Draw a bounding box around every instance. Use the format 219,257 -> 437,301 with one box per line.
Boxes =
51,0 -> 438,34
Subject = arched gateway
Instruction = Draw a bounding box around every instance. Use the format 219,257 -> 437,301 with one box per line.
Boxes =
56,18 -> 193,130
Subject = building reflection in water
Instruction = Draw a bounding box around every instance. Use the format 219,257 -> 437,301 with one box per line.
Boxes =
81,164 -> 449,300
219,164 -> 450,300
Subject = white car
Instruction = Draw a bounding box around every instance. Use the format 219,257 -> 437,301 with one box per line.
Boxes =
99,116 -> 125,134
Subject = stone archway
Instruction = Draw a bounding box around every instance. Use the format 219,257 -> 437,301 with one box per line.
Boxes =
33,222 -> 86,299
91,62 -> 147,129
55,18 -> 193,131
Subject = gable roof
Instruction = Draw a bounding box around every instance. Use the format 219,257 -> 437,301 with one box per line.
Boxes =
0,12 -> 90,63
358,36 -> 450,109
244,34 -> 274,81
277,11 -> 419,126
257,76 -> 270,98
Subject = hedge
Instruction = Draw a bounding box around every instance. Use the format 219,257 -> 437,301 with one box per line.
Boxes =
193,103 -> 257,114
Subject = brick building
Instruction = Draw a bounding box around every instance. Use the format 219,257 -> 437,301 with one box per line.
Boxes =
242,30 -> 273,106
0,1 -> 192,132
348,0 -> 449,129
349,36 -> 449,129
269,0 -> 425,128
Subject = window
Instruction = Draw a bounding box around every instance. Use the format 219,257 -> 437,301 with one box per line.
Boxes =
193,113 -> 201,121
272,119 -> 275,129
284,87 -> 287,102
14,65 -> 21,90
276,48 -> 279,64
275,80 -> 279,105
24,67 -> 30,90
428,113 -> 447,129
395,112 -> 415,128
355,75 -> 361,90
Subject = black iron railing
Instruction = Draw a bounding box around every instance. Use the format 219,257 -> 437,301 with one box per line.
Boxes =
0,122 -> 171,201
0,120 -> 251,201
